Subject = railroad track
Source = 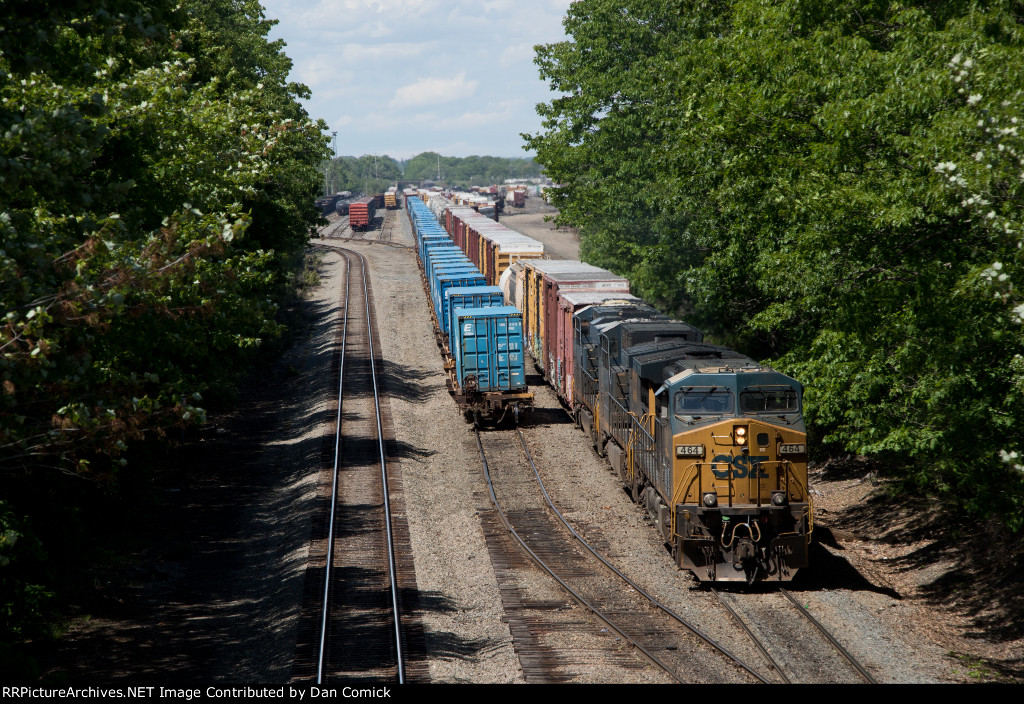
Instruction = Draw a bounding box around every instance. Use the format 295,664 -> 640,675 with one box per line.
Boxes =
712,586 -> 878,684
478,423 -> 880,684
378,208 -> 396,243
317,210 -> 409,248
474,424 -> 769,684
319,212 -> 351,239
292,238 -> 425,683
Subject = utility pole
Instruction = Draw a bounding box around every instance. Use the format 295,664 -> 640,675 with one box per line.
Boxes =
331,131 -> 338,193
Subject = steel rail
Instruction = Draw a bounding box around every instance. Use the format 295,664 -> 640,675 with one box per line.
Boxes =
316,247 -> 350,685
321,213 -> 349,238
360,249 -> 406,684
514,428 -> 770,684
474,425 -> 684,683
780,588 -> 878,684
710,587 -> 791,683
314,245 -> 405,684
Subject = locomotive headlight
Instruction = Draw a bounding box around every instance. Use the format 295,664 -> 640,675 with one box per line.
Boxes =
675,444 -> 704,458
702,492 -> 718,508
779,443 -> 806,455
771,490 -> 788,506
734,425 -> 748,445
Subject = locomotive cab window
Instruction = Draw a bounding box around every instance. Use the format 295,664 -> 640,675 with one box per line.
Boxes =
740,385 -> 800,414
673,387 -> 734,415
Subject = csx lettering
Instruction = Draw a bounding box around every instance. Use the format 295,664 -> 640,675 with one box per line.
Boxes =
710,454 -> 769,480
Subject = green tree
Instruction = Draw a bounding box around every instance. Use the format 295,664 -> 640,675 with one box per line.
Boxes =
403,151 -> 542,185
0,0 -> 329,657
528,0 -> 1024,528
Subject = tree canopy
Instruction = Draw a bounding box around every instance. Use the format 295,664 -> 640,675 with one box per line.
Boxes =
0,0 -> 328,659
402,152 -> 543,185
325,154 -> 403,195
527,0 -> 1024,529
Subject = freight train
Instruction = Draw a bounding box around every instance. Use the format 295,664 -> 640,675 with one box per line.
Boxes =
407,190 -> 813,584
315,191 -> 353,216
407,197 -> 533,423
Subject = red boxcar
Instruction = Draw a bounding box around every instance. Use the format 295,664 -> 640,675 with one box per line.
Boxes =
349,196 -> 376,231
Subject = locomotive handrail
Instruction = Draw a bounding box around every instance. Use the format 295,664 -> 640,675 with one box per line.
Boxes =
624,411 -> 655,489
669,459 -> 813,541
607,393 -> 633,445
670,462 -> 704,541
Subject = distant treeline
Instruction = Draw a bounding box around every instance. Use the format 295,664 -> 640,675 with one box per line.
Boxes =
402,152 -> 542,186
325,155 -> 403,197
322,152 -> 542,195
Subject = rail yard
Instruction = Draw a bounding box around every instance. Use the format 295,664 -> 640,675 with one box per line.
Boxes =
43,192 -> 975,684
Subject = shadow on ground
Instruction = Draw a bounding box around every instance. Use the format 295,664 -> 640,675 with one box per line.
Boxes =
814,456 -> 1024,681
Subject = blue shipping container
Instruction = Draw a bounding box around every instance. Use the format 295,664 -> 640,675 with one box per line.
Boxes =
452,306 -> 527,391
444,286 -> 505,336
433,272 -> 487,323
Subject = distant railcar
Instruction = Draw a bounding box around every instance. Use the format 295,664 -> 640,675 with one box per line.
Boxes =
348,196 -> 376,231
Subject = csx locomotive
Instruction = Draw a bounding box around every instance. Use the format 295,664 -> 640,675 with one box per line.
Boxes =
572,304 -> 811,583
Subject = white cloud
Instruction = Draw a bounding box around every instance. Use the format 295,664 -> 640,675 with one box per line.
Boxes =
435,109 -> 514,130
262,0 -> 568,158
390,73 -> 478,109
499,43 -> 535,68
338,42 -> 432,65
293,54 -> 349,89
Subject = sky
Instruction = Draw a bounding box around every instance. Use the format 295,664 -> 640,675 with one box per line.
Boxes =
260,0 -> 574,161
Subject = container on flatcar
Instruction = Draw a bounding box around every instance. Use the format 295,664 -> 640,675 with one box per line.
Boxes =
408,194 -> 535,423
444,285 -> 505,337
432,271 -> 487,330
451,306 -> 527,392
425,252 -> 472,283
476,231 -> 544,286
519,260 -> 592,357
520,261 -> 630,368
539,267 -> 630,374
